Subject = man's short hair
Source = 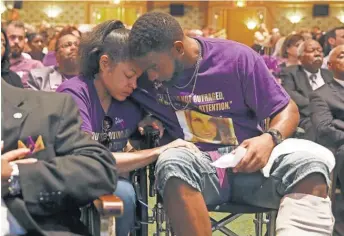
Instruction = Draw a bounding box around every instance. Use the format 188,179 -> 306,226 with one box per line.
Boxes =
129,12 -> 184,58
6,21 -> 25,31
54,26 -> 81,51
327,26 -> 344,40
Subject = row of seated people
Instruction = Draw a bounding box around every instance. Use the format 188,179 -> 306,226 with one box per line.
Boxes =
280,40 -> 344,189
1,12 -> 338,236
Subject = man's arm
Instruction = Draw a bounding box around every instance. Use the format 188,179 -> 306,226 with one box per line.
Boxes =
235,56 -> 299,173
269,100 -> 300,139
17,95 -> 117,215
310,92 -> 344,147
281,70 -> 310,109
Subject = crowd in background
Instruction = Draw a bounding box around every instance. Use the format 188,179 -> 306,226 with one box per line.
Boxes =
2,13 -> 344,236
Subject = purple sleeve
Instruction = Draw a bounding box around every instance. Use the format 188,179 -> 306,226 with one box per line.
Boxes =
56,83 -> 93,133
243,56 -> 290,120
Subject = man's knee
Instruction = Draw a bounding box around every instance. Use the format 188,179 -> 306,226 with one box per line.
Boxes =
155,148 -> 204,197
292,173 -> 328,198
274,151 -> 331,196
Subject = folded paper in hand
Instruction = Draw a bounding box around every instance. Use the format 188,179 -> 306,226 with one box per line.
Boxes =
211,146 -> 247,168
211,138 -> 335,178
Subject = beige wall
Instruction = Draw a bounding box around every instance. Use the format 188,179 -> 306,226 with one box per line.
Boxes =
5,1 -> 87,25
270,4 -> 344,35
150,4 -> 206,29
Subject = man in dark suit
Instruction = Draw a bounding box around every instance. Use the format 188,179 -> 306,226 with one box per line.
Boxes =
1,79 -> 117,236
281,39 -> 333,140
310,45 -> 344,236
310,45 -> 344,150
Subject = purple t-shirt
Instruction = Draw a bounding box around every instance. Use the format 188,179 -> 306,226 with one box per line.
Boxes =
57,75 -> 142,152
131,37 -> 290,190
132,37 -> 290,151
42,51 -> 57,67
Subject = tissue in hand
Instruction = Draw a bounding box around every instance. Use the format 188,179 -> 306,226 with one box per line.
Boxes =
211,146 -> 247,168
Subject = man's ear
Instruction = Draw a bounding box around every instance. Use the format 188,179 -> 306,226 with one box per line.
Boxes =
172,41 -> 184,56
328,37 -> 336,47
327,61 -> 333,70
99,55 -> 110,72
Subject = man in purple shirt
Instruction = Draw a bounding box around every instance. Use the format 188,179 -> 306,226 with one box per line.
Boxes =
6,21 -> 43,88
129,12 -> 334,236
28,32 -> 79,91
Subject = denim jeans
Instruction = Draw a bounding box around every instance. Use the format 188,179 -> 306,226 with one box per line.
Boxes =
155,147 -> 331,210
113,178 -> 136,236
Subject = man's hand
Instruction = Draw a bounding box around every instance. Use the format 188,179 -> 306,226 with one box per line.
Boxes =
138,115 -> 164,138
233,133 -> 274,173
1,142 -> 35,182
156,139 -> 201,156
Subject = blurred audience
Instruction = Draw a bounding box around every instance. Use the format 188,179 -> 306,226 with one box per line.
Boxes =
281,39 -> 332,141
1,29 -> 23,88
27,32 -> 45,62
323,27 -> 344,69
6,21 -> 43,88
28,31 -> 80,91
280,34 -> 304,67
43,25 -> 81,67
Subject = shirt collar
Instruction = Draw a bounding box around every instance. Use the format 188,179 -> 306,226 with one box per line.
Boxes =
303,68 -> 321,78
334,78 -> 344,88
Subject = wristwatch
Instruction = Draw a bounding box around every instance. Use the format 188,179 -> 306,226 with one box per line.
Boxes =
265,129 -> 283,146
8,163 -> 21,196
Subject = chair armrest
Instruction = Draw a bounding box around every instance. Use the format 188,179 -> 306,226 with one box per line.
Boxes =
93,195 -> 124,217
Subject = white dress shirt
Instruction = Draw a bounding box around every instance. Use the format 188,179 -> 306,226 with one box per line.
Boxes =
303,69 -> 325,90
334,78 -> 344,88
322,55 -> 329,69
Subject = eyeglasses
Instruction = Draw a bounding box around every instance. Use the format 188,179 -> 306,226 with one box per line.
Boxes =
8,35 -> 24,42
59,41 -> 79,49
99,116 -> 113,148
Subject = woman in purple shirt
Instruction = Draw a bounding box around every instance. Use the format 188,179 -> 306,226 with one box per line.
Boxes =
57,20 -> 198,236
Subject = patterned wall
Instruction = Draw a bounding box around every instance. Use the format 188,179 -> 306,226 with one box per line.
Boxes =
271,5 -> 344,35
151,6 -> 205,29
11,1 -> 86,25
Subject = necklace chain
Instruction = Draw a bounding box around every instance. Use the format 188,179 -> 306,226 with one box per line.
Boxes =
166,40 -> 202,111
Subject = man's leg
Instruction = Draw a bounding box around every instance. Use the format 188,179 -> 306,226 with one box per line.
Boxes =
164,178 -> 211,236
231,151 -> 334,236
155,147 -> 226,236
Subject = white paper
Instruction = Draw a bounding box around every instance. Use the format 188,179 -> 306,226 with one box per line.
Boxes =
211,146 -> 247,168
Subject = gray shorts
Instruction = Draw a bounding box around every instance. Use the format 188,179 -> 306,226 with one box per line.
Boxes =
155,147 -> 331,210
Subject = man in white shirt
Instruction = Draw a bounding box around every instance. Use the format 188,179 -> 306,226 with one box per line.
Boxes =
281,39 -> 333,141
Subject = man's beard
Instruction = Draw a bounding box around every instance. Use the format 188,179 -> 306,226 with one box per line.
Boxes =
10,47 -> 22,58
60,58 -> 78,73
164,59 -> 184,86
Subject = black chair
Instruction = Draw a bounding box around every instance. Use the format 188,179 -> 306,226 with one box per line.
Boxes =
208,203 -> 277,236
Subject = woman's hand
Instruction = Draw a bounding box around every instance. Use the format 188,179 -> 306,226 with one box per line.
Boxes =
138,115 -> 164,138
156,139 -> 201,156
